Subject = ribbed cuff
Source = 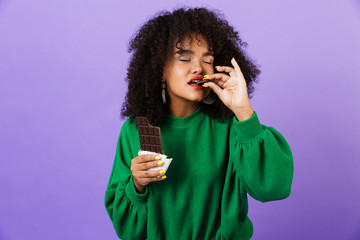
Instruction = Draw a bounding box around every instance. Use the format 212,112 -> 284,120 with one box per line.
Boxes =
233,111 -> 262,142
125,175 -> 148,204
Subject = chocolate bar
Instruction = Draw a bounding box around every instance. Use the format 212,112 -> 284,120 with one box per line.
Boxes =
195,79 -> 211,85
136,116 -> 164,154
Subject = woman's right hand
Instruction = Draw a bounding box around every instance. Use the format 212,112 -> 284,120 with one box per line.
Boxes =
130,154 -> 167,194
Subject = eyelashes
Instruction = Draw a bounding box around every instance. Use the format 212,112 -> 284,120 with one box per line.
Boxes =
179,59 -> 213,64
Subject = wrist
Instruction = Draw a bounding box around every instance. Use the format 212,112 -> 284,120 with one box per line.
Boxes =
133,178 -> 146,194
125,175 -> 148,204
234,106 -> 254,122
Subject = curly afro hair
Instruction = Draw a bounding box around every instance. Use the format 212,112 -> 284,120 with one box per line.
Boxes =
121,7 -> 260,126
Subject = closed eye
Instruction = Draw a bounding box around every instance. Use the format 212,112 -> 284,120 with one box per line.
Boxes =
179,58 -> 213,64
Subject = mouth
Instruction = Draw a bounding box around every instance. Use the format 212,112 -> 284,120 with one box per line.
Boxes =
188,83 -> 204,90
188,77 -> 211,86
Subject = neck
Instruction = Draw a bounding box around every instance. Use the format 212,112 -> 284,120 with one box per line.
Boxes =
168,100 -> 200,118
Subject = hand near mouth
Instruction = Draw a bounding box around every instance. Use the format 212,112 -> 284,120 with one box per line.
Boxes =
202,58 -> 254,121
188,76 -> 211,86
194,79 -> 212,85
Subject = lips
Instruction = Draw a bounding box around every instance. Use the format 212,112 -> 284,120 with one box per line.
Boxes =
189,84 -> 204,90
188,76 -> 204,85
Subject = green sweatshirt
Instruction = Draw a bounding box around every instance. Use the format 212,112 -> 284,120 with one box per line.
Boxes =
105,109 -> 293,240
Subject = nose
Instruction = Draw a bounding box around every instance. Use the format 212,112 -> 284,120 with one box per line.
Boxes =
191,60 -> 203,74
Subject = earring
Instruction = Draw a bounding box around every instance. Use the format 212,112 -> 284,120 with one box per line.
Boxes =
202,90 -> 215,104
161,80 -> 166,104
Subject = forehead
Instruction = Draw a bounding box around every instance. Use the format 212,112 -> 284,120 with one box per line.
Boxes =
174,34 -> 210,50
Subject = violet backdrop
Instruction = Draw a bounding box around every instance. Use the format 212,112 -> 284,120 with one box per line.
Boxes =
0,0 -> 359,239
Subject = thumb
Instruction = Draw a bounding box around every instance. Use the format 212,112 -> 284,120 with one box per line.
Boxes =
204,82 -> 222,98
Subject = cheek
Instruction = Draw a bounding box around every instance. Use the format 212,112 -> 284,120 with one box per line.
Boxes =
205,65 -> 215,74
169,65 -> 189,79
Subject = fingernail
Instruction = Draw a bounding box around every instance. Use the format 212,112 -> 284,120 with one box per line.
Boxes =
161,175 -> 167,179
157,161 -> 163,165
202,85 -> 209,87
203,75 -> 209,79
155,156 -> 162,160
159,170 -> 165,174
215,66 -> 220,68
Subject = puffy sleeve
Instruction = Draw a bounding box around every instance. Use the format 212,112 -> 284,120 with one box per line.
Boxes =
105,119 -> 148,240
230,111 -> 294,203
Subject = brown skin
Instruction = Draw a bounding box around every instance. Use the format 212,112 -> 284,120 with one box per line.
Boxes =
131,154 -> 166,194
162,34 -> 213,117
204,58 -> 254,121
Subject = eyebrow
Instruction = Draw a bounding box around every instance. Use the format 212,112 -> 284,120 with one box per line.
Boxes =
175,48 -> 214,57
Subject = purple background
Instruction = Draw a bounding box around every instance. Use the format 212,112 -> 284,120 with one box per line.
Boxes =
1,0 -> 359,239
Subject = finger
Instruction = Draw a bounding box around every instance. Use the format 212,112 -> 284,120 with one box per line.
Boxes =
147,176 -> 167,183
215,65 -> 237,78
231,57 -> 241,72
204,82 -> 223,99
204,73 -> 230,88
137,159 -> 164,171
138,169 -> 166,178
133,175 -> 166,187
133,154 -> 161,164
231,57 -> 245,78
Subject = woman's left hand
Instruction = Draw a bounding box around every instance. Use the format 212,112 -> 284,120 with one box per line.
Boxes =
204,57 -> 254,121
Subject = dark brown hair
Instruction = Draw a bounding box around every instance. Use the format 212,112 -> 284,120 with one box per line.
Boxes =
121,7 -> 260,126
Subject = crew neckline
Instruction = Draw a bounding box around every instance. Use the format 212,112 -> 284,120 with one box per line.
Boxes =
166,108 -> 204,126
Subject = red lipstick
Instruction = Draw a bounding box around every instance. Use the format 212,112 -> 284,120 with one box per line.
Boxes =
188,76 -> 203,83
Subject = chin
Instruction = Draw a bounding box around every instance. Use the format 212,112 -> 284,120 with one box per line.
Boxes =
188,95 -> 206,102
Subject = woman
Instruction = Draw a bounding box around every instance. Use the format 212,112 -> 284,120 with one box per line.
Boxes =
105,7 -> 293,240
